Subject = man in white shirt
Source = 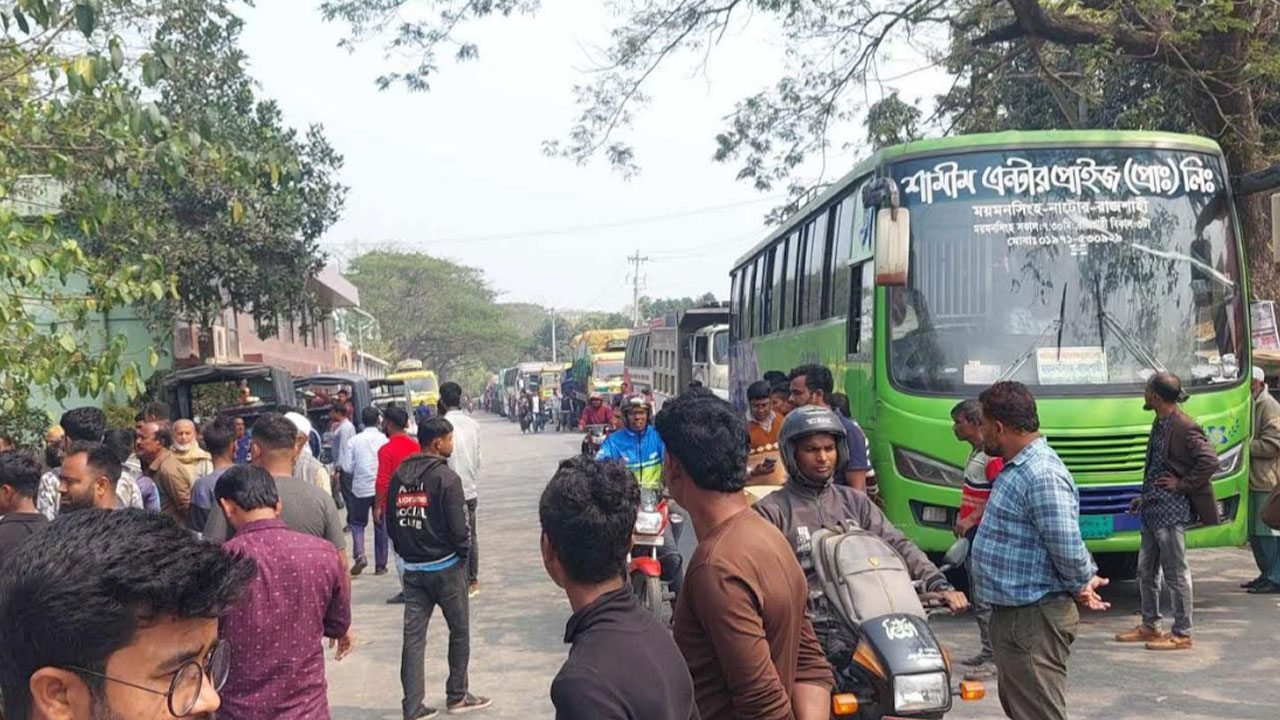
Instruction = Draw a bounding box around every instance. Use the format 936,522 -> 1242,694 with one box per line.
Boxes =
440,381 -> 483,596
341,406 -> 389,576
331,403 -> 357,521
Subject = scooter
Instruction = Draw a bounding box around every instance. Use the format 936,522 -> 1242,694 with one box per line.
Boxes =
825,538 -> 985,720
628,487 -> 675,619
581,423 -> 610,457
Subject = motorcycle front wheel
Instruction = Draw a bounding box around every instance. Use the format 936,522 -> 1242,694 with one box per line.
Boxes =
631,571 -> 665,620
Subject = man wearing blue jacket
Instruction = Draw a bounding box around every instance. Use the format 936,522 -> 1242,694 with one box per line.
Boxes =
597,395 -> 683,598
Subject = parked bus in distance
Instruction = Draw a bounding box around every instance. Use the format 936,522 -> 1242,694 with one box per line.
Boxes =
386,360 -> 440,412
727,130 -> 1250,577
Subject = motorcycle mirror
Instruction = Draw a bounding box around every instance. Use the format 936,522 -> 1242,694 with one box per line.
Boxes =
942,537 -> 970,569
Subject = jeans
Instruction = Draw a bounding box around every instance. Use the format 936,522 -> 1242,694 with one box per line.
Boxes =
465,498 -> 479,585
339,472 -> 355,524
349,495 -> 388,569
1138,523 -> 1193,636
401,564 -> 470,716
656,525 -> 684,598
965,526 -> 994,661
991,594 -> 1078,720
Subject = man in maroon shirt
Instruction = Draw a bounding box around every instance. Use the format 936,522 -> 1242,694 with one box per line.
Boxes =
217,465 -> 354,720
377,406 -> 421,605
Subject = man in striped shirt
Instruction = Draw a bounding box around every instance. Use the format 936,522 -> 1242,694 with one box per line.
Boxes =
951,399 -> 1004,681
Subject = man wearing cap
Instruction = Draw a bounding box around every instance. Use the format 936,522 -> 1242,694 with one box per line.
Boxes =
1116,372 -> 1219,650
1246,366 -> 1280,594
288,411 -> 333,494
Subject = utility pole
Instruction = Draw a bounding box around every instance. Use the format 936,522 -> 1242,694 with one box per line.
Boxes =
628,250 -> 650,326
550,307 -> 557,363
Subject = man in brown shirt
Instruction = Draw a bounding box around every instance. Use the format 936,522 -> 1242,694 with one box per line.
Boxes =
136,421 -> 193,526
655,388 -> 833,720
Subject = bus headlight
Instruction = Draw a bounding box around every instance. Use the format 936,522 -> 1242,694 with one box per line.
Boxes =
893,672 -> 949,713
894,448 -> 965,487
1213,444 -> 1242,479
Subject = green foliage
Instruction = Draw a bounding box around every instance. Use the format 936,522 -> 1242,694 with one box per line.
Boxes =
346,251 -> 519,376
0,0 -> 344,435
865,92 -> 922,151
325,0 -> 1280,297
637,293 -> 719,321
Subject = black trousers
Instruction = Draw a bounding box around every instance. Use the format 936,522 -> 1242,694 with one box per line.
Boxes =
400,564 -> 470,716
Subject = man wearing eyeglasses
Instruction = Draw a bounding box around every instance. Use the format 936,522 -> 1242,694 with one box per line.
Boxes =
215,465 -> 355,719
0,509 -> 255,720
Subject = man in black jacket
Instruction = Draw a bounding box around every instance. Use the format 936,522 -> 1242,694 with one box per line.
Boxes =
389,417 -> 490,719
541,456 -> 697,720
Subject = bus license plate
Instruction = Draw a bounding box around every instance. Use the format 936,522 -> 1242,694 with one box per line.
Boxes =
1079,514 -> 1115,540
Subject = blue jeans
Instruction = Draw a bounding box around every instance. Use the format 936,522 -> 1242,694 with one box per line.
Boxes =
1138,524 -> 1193,636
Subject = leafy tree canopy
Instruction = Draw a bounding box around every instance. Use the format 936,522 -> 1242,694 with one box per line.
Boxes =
324,0 -> 1280,295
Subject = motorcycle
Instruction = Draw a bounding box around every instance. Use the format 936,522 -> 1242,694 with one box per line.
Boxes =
820,536 -> 985,720
628,487 -> 676,620
581,423 -> 610,457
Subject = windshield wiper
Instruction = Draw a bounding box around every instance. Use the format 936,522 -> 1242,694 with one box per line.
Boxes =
1092,280 -> 1167,373
997,284 -> 1068,382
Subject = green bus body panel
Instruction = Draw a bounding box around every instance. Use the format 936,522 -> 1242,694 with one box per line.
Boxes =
732,129 -> 1249,554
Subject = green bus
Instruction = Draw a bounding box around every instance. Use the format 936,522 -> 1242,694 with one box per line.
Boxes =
728,130 -> 1250,575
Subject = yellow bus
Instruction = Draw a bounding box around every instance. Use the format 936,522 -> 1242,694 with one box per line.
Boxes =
386,359 -> 440,410
570,329 -> 630,399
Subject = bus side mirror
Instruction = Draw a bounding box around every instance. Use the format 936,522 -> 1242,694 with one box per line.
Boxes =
874,207 -> 910,286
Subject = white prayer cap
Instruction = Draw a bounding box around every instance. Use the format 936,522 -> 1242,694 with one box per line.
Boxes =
284,411 -> 313,438
1254,366 -> 1266,383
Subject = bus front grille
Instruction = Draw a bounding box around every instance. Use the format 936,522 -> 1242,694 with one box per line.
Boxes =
1045,432 -> 1149,476
1075,484 -> 1142,515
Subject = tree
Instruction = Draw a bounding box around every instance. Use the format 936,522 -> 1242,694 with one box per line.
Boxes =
323,0 -> 1280,297
346,251 -> 518,376
865,91 -> 921,151
637,292 -> 719,321
106,0 -> 346,338
0,1 -> 189,439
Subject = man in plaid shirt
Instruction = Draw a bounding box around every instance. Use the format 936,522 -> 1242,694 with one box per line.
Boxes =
971,381 -> 1109,720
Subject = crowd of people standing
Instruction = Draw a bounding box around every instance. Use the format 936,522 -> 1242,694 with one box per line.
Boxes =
0,378 -> 490,720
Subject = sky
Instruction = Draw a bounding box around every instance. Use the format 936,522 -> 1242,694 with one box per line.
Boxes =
239,0 -> 949,312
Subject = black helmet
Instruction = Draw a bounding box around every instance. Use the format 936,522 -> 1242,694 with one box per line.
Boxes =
778,405 -> 847,486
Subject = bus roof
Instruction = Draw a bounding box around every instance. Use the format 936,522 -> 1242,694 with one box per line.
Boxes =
732,129 -> 1225,269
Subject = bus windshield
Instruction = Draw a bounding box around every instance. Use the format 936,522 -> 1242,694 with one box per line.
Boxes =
406,377 -> 438,394
888,146 -> 1244,396
595,360 -> 624,379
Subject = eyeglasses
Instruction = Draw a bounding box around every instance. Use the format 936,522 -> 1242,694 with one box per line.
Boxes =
61,639 -> 231,717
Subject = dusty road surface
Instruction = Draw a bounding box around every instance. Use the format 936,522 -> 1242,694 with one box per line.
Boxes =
325,414 -> 1280,720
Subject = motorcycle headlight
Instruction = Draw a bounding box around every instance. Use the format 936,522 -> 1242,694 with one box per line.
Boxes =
634,511 -> 663,535
1213,444 -> 1242,479
893,672 -> 949,713
893,448 -> 965,488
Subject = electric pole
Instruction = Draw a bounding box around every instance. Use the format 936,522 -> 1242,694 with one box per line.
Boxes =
550,307 -> 557,363
628,250 -> 650,326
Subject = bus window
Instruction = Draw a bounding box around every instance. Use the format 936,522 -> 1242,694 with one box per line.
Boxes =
747,252 -> 757,335
847,262 -> 867,355
831,191 -> 858,318
789,229 -> 805,327
773,236 -> 788,332
761,247 -> 775,334
746,258 -> 758,338
713,330 -> 729,365
730,269 -> 741,341
808,212 -> 828,322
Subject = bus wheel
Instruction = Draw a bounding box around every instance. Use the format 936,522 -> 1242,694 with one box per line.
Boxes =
1095,552 -> 1139,582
